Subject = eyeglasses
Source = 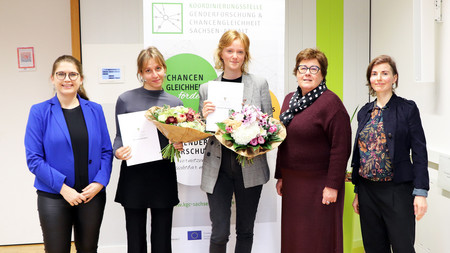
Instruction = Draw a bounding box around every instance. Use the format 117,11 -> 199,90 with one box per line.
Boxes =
297,65 -> 321,75
55,71 -> 80,81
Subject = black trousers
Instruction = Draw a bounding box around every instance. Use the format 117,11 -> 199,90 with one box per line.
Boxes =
358,178 -> 416,253
37,192 -> 106,253
124,207 -> 174,253
207,148 -> 263,253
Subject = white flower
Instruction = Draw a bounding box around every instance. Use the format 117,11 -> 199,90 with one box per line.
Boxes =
174,106 -> 189,114
260,129 -> 267,136
158,114 -> 168,122
231,121 -> 261,145
178,121 -> 205,132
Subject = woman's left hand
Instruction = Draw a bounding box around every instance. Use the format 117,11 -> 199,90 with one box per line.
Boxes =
322,186 -> 338,205
81,182 -> 104,203
171,141 -> 184,151
276,179 -> 283,196
414,196 -> 427,221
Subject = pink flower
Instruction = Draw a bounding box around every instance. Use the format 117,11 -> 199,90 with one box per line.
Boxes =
186,113 -> 194,122
268,125 -> 277,133
250,137 -> 259,146
226,126 -> 233,133
258,136 -> 265,144
186,109 -> 196,122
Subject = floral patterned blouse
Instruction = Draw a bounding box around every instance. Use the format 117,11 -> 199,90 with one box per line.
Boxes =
358,105 -> 393,181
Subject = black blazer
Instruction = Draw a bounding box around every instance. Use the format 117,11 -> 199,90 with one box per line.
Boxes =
351,94 -> 429,190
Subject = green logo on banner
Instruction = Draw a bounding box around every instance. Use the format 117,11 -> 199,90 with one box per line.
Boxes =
152,3 -> 183,34
164,53 -> 218,112
163,54 -> 217,111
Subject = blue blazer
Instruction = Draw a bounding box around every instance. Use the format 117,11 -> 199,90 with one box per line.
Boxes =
25,95 -> 113,194
351,94 -> 429,190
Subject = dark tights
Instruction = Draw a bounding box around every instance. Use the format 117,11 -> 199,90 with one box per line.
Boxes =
124,207 -> 174,253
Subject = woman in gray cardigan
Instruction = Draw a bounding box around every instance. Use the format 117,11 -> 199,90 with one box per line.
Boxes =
198,30 -> 273,253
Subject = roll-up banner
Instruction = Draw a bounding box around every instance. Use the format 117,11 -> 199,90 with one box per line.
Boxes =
143,1 -> 284,251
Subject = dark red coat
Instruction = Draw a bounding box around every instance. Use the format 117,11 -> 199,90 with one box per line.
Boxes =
276,89 -> 351,253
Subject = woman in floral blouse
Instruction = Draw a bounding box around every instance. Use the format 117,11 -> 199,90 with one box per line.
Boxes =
351,55 -> 429,253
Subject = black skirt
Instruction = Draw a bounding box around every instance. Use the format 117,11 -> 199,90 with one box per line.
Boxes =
115,159 -> 179,208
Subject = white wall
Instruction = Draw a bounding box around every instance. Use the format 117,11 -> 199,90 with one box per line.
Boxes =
0,0 -> 72,245
425,0 -> 450,158
284,0 -> 317,94
343,0 -> 371,144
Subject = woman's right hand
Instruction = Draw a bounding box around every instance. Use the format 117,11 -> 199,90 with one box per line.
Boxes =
202,100 -> 216,118
276,179 -> 283,196
60,184 -> 87,206
352,194 -> 360,214
115,146 -> 132,160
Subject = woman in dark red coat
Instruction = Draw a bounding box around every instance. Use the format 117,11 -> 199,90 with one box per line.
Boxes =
275,48 -> 352,253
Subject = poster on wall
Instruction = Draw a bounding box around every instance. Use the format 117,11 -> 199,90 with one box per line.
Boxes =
17,47 -> 35,71
143,1 -> 284,251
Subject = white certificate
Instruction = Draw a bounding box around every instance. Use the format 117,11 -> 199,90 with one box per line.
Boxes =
206,81 -> 244,132
118,111 -> 162,166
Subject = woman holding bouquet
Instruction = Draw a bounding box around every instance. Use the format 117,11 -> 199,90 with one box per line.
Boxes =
199,30 -> 273,253
113,46 -> 183,253
275,48 -> 351,252
25,55 -> 113,252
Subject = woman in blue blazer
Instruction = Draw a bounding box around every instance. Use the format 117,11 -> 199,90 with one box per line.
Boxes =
25,55 -> 113,253
351,55 -> 429,253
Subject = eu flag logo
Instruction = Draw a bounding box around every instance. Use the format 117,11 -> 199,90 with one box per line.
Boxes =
187,230 -> 202,240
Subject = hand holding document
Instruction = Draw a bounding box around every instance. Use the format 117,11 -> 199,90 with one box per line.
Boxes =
118,111 -> 162,166
206,81 -> 244,132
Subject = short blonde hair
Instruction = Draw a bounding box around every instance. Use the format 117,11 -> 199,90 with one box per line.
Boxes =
214,30 -> 251,73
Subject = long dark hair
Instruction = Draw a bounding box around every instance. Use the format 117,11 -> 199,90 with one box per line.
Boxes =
51,55 -> 89,100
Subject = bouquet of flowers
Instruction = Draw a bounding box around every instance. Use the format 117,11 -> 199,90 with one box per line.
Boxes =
145,105 -> 212,162
215,104 -> 286,166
